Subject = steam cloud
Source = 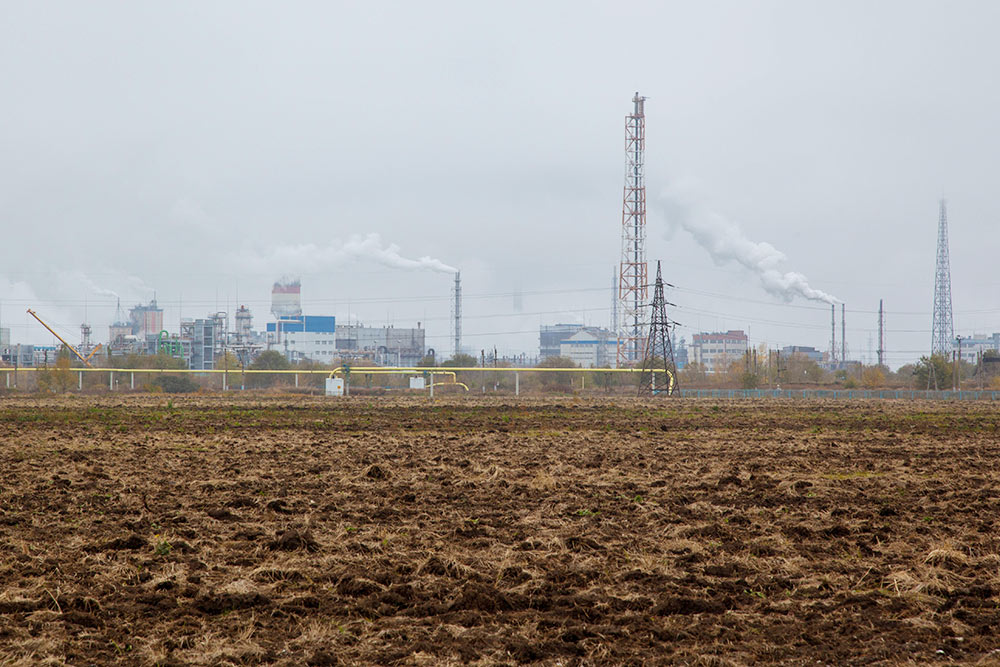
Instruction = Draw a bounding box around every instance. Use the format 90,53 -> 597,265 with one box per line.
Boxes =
82,277 -> 120,301
247,233 -> 458,274
657,185 -> 839,305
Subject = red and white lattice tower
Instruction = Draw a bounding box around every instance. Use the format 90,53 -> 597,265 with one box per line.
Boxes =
617,92 -> 648,366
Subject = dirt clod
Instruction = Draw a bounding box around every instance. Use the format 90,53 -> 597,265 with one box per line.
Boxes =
268,527 -> 320,552
98,534 -> 147,551
364,464 -> 390,480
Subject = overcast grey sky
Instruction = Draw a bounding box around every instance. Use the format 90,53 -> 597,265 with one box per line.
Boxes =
2,1 -> 998,366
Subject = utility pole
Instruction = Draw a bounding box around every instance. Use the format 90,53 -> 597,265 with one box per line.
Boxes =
830,304 -> 836,365
979,350 -> 984,390
841,303 -> 846,366
610,266 -> 618,333
955,336 -> 963,391
877,299 -> 884,367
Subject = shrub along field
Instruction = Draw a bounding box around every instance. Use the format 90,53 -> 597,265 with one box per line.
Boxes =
0,396 -> 999,664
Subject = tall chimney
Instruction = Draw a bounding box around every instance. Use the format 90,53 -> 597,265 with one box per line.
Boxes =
452,272 -> 462,358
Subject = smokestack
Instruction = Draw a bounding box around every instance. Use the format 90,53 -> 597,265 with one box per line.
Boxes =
841,303 -> 846,364
831,304 -> 836,363
452,272 -> 462,358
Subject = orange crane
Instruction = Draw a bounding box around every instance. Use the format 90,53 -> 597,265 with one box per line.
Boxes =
84,343 -> 103,362
26,309 -> 94,368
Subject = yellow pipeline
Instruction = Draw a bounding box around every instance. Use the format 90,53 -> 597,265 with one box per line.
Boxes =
6,366 -> 654,375
2,365 -> 668,394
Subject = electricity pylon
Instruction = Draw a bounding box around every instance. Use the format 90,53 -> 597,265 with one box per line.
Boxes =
639,261 -> 679,396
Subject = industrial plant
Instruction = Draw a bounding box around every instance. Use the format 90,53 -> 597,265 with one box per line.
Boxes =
0,95 -> 993,383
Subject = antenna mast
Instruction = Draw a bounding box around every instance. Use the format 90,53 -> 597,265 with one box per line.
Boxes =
617,92 -> 649,366
931,200 -> 954,356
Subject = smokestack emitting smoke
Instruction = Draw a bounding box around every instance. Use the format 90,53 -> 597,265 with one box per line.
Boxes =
249,233 -> 458,274
657,186 -> 839,305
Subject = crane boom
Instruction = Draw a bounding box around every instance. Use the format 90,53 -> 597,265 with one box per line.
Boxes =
26,309 -> 93,368
84,343 -> 103,362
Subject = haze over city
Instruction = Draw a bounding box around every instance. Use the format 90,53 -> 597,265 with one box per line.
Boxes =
3,1 -> 999,368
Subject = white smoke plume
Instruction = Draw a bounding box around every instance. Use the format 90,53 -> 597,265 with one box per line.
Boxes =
657,184 -> 839,305
81,276 -> 120,301
125,275 -> 155,298
56,270 -> 154,302
245,233 -> 458,274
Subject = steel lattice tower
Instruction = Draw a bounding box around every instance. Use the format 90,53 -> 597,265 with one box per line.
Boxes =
639,261 -> 678,395
617,92 -> 648,366
931,200 -> 954,356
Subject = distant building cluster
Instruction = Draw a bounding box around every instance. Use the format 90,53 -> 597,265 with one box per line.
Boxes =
955,333 -> 1000,365
2,279 -> 429,370
781,345 -> 823,363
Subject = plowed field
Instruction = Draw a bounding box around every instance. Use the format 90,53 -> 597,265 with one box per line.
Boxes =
1,396 -> 1000,664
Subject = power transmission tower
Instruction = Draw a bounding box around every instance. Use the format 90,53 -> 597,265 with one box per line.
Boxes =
639,261 -> 678,396
617,92 -> 649,366
931,200 -> 954,356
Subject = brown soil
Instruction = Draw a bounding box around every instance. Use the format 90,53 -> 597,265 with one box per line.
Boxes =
1,396 -> 999,664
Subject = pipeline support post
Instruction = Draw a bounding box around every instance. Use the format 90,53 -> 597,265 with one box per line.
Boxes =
109,371 -> 113,391
131,372 -> 135,390
515,371 -> 519,396
294,374 -> 298,388
78,371 -> 83,391
429,372 -> 434,399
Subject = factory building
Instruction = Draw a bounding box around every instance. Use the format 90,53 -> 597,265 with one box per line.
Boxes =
954,333 -> 1000,365
0,344 -> 40,367
267,316 -> 337,363
1,344 -> 31,366
130,300 -> 164,339
181,318 -> 216,370
106,299 -> 164,357
674,337 -> 688,370
540,324 -> 587,360
781,345 -> 823,363
335,323 -> 426,367
690,330 -> 748,374
33,346 -> 60,366
558,328 -> 618,368
234,306 -> 253,343
108,321 -> 132,347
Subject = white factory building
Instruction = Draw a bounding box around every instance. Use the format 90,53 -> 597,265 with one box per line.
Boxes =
267,316 -> 338,363
558,329 -> 618,368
